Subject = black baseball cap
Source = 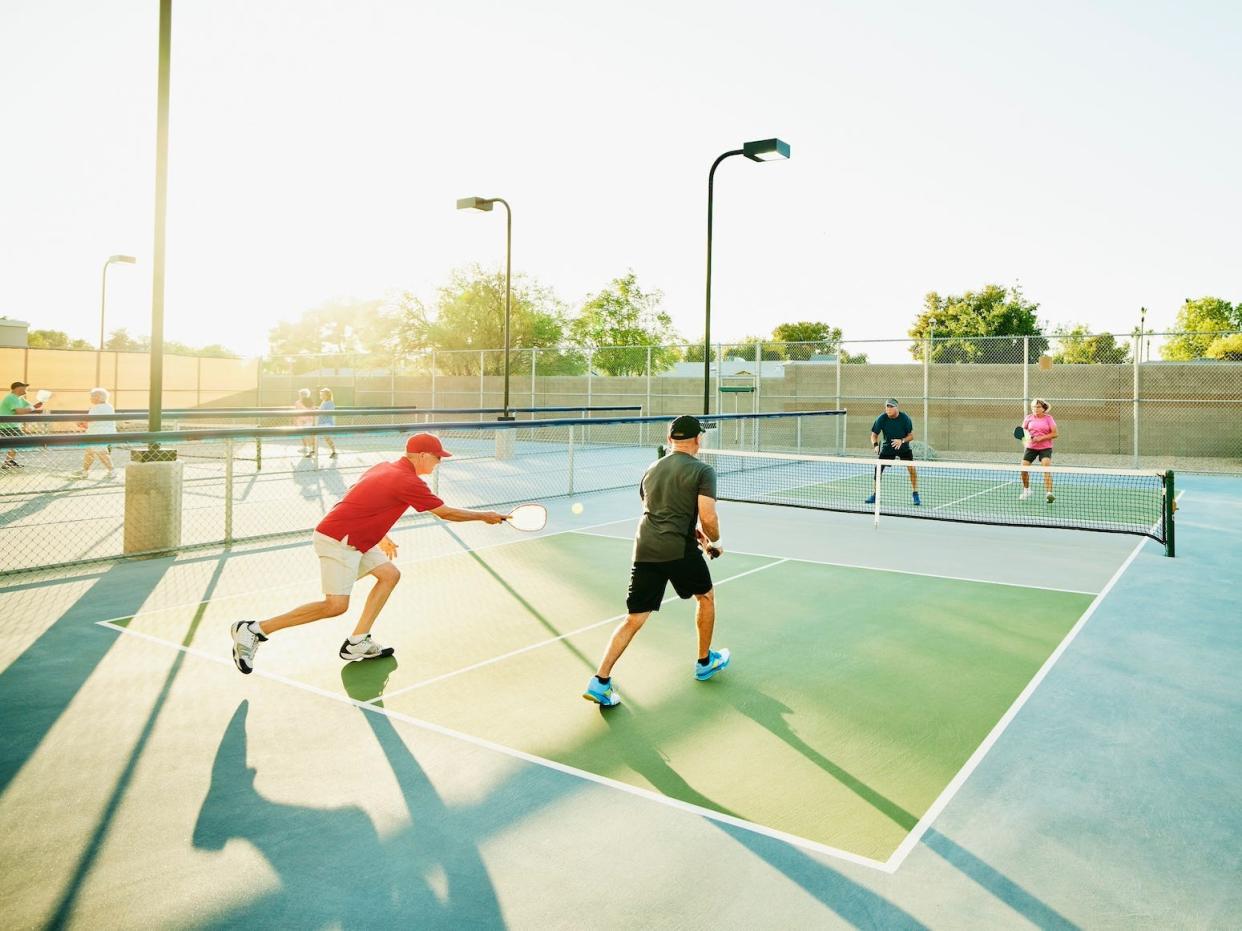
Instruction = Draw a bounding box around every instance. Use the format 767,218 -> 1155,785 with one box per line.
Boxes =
11,381 -> 29,390
669,415 -> 704,439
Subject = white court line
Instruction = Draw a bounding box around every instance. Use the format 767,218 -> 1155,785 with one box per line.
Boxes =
568,529 -> 1100,596
95,615 -> 890,874
930,479 -> 1016,512
376,557 -> 790,702
883,489 -> 1184,872
88,515 -> 637,627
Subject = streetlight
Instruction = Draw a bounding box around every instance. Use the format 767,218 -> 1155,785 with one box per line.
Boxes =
98,254 -> 137,386
703,138 -> 790,415
457,195 -> 514,421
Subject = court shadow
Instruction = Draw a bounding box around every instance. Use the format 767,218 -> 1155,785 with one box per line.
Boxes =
435,522 -> 597,673
598,704 -> 741,818
722,685 -> 919,831
922,829 -> 1080,930
0,557 -> 171,795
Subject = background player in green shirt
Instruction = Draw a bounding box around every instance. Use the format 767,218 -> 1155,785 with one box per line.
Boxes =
1,381 -> 44,469
584,415 -> 729,707
865,398 -> 920,506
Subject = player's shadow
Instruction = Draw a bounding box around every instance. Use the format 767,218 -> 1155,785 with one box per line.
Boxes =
721,685 -> 918,831
190,671 -> 504,927
598,704 -> 741,818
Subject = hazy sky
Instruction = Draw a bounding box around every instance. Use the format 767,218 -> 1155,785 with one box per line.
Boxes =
2,0 -> 1238,361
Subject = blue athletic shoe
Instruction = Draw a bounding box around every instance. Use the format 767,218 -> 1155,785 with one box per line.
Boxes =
912,491 -> 921,506
864,493 -> 876,504
695,648 -> 731,681
583,676 -> 621,707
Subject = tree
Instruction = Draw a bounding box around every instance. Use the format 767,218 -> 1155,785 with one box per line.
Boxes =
27,329 -> 93,350
104,328 -> 150,352
1161,297 -> 1241,360
1205,333 -> 1242,361
908,284 -> 1046,362
771,321 -> 843,361
390,266 -> 575,375
268,297 -> 389,359
568,272 -> 681,376
1050,324 -> 1130,364
723,337 -> 786,362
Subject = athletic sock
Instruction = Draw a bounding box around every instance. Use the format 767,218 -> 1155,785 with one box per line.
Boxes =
698,655 -> 710,666
348,634 -> 367,645
596,676 -> 611,685
248,622 -> 267,639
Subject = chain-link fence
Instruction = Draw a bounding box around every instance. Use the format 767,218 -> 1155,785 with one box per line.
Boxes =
0,410 -> 844,574
9,332 -> 1240,473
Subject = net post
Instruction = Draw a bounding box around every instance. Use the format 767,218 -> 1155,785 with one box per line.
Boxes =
255,435 -> 262,471
1163,469 -> 1175,557
224,437 -> 234,544
872,459 -> 881,528
1132,332 -> 1141,468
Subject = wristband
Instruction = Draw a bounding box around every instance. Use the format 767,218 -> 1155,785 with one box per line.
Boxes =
705,537 -> 722,548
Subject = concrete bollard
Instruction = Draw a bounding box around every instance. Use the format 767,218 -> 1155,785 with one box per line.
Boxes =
124,459 -> 183,555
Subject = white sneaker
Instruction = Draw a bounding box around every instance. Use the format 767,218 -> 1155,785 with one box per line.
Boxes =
72,470 -> 88,479
339,634 -> 395,663
105,470 -> 116,479
1019,488 -> 1032,500
230,621 -> 267,674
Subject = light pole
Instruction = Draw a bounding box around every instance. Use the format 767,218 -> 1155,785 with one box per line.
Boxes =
704,138 -> 790,415
98,254 -> 137,386
457,195 -> 514,420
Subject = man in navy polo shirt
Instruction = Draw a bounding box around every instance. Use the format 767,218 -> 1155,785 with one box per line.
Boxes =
865,398 -> 920,506
229,432 -> 507,674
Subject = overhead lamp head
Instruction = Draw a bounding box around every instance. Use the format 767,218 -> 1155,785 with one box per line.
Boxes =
456,196 -> 494,211
742,138 -> 791,162
109,254 -> 138,264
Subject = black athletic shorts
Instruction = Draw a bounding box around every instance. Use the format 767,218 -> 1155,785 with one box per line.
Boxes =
1022,447 -> 1052,463
877,443 -> 914,462
626,551 -> 713,614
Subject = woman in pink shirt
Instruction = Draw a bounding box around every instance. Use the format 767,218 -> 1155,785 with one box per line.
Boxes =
1020,398 -> 1058,503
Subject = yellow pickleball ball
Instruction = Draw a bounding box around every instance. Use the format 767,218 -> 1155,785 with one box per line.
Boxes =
571,502 -> 584,515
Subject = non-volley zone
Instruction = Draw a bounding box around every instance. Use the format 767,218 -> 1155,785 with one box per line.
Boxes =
100,502 -> 1135,869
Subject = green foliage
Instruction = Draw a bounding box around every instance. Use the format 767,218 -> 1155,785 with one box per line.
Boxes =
569,272 -> 681,375
771,321 -> 843,361
1205,333 -> 1242,361
1050,324 -> 1130,364
723,337 -> 786,362
390,266 -> 571,375
908,284 -> 1047,362
27,329 -> 93,350
267,298 -> 390,359
104,328 -> 149,352
1161,297 -> 1241,360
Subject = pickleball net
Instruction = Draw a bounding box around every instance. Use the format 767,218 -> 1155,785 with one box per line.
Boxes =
702,449 -> 1175,555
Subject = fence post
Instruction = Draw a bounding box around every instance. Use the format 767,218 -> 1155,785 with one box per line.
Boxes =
430,350 -> 437,409
390,355 -> 396,407
567,424 -> 575,494
1022,334 -> 1030,419
835,349 -> 842,452
224,437 -> 233,544
479,350 -> 485,416
922,335 -> 930,460
1133,332 -> 1141,467
530,348 -> 537,414
644,345 -> 652,444
754,342 -> 762,450
715,343 -> 722,415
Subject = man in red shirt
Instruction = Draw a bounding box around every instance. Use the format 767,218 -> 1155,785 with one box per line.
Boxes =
230,433 -> 506,674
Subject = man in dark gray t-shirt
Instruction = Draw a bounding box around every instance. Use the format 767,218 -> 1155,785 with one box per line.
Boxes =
583,415 -> 731,708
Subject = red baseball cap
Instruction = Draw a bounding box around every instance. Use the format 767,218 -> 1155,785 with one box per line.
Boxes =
405,433 -> 452,458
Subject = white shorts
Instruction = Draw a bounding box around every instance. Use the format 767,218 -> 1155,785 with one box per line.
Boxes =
313,531 -> 390,595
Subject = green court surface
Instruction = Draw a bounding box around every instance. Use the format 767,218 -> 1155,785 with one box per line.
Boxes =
105,529 -> 1090,866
